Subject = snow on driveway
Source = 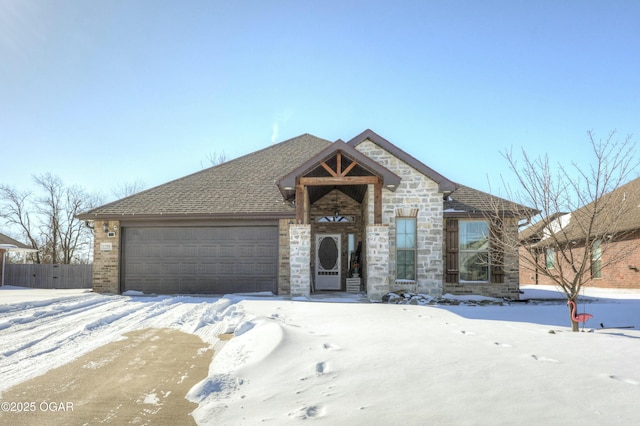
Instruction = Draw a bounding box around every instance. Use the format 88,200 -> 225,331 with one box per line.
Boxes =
0,288 -> 240,393
1,285 -> 640,425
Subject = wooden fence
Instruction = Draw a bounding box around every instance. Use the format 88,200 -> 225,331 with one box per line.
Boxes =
3,264 -> 92,289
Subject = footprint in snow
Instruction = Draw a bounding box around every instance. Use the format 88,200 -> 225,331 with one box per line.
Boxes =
316,362 -> 327,375
494,342 -> 512,348
322,343 -> 340,350
289,404 -> 324,419
531,355 -> 560,363
608,375 -> 639,385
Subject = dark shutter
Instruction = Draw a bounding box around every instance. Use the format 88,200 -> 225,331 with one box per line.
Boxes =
445,219 -> 459,283
490,220 -> 504,284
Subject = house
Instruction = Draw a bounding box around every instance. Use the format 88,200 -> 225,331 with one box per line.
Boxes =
0,232 -> 34,287
78,130 -> 530,300
519,177 -> 640,289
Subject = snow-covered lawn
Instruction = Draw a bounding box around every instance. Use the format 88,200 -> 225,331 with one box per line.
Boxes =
1,285 -> 639,424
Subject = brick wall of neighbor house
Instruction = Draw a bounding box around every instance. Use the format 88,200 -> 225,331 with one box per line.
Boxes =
278,219 -> 292,295
92,220 -> 120,293
518,245 -> 537,285
356,140 -> 444,296
290,225 -> 311,297
602,233 -> 640,288
521,230 -> 640,289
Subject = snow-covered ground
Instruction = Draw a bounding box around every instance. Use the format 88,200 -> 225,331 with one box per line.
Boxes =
1,285 -> 639,425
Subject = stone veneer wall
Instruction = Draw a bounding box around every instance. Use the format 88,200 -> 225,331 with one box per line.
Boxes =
365,225 -> 390,301
92,220 -> 120,293
289,225 -> 311,297
278,219 -> 292,295
356,140 -> 444,296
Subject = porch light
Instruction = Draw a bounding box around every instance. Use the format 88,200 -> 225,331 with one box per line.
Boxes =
103,222 -> 109,233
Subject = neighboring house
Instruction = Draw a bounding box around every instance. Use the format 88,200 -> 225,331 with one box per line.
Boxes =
78,129 -> 531,300
0,232 -> 34,286
519,177 -> 640,289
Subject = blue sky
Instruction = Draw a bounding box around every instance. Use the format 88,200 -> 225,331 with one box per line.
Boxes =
1,0 -> 638,200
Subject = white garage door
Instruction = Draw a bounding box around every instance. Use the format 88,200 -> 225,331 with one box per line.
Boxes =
121,226 -> 278,294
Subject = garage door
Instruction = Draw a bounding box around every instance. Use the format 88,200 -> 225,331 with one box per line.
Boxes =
121,226 -> 278,294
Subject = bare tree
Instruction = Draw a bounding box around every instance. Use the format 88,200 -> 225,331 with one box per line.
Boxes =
0,173 -> 100,264
112,178 -> 146,200
201,151 -> 228,168
0,186 -> 42,263
493,131 -> 640,331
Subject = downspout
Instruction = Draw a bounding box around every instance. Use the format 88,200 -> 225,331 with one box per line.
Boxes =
1,250 -> 5,287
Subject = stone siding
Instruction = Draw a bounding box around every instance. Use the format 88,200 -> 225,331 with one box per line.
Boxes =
278,219 -> 292,295
289,225 -> 311,297
356,140 -> 444,296
365,225 -> 390,301
92,220 -> 120,294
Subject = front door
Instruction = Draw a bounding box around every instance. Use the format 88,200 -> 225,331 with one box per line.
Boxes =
315,234 -> 341,290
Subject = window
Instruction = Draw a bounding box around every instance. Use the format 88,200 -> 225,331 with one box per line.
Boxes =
546,248 -> 555,269
459,221 -> 489,282
396,218 -> 416,280
591,240 -> 602,279
316,215 -> 355,223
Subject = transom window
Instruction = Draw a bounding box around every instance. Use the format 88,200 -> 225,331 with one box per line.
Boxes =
459,220 -> 489,282
396,217 -> 416,280
315,215 -> 355,223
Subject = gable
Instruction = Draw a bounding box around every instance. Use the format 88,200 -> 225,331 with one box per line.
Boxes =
347,129 -> 458,194
277,140 -> 401,205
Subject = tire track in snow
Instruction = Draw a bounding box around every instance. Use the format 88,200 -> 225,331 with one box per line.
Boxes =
0,294 -> 243,393
0,296 -> 138,391
1,296 -> 132,361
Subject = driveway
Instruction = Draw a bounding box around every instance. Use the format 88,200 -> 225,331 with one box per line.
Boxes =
0,328 -> 213,425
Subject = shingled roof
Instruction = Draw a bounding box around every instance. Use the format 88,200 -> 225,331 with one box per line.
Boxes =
518,212 -> 569,243
78,134 -> 332,220
555,176 -> 640,242
444,184 -> 537,218
0,232 -> 32,250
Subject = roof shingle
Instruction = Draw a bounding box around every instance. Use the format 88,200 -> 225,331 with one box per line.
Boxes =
79,134 -> 332,219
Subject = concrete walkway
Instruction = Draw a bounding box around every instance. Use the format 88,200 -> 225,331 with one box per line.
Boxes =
0,328 -> 213,425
